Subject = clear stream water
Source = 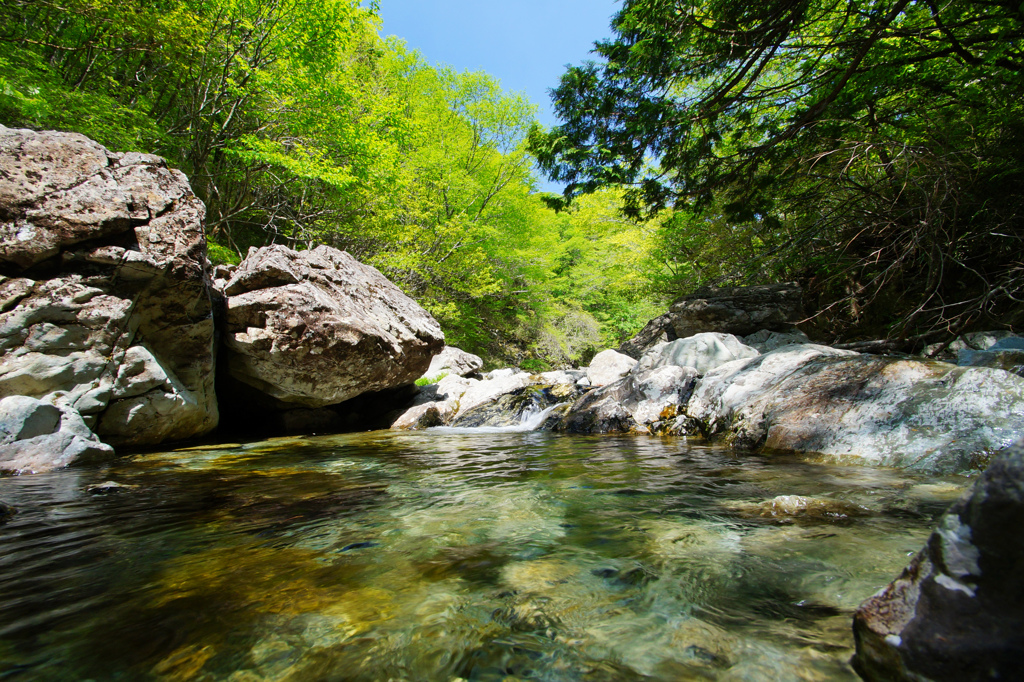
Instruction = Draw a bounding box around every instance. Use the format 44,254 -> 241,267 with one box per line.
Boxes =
0,430 -> 968,681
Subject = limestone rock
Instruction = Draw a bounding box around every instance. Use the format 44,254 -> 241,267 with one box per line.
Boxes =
0,126 -> 218,448
620,283 -> 805,358
852,440 -> 1024,680
636,333 -> 759,376
686,345 -> 1024,472
558,365 -> 699,434
586,349 -> 638,387
0,395 -> 113,473
420,346 -> 483,381
221,244 -> 444,408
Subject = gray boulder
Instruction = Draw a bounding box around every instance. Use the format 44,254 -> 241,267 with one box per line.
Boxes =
221,244 -> 444,408
636,332 -> 759,375
586,349 -> 638,386
0,126 -> 218,448
557,365 -> 699,434
686,345 -> 1024,472
852,440 -> 1024,680
0,395 -> 113,473
620,283 -> 805,357
420,346 -> 483,381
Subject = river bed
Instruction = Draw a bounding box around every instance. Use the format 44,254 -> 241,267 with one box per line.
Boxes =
0,431 -> 968,680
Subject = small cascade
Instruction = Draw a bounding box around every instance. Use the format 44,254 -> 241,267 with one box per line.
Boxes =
517,401 -> 567,431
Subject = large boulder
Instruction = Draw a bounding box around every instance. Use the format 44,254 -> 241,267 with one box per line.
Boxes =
620,283 -> 805,358
0,126 -> 218,448
685,345 -> 1024,472
0,395 -> 113,473
635,332 -> 759,376
220,244 -> 444,408
852,440 -> 1024,680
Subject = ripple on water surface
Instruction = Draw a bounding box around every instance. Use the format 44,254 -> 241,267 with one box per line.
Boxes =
0,431 -> 967,680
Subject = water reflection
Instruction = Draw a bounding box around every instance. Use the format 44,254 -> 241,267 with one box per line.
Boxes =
0,432 -> 966,680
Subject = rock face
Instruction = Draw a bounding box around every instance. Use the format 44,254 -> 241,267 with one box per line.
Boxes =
220,244 -> 445,408
852,440 -> 1024,680
635,332 -> 759,376
687,345 -> 1024,472
586,349 -> 638,387
0,126 -> 218,447
0,395 -> 113,473
420,346 -> 483,381
620,283 -> 805,358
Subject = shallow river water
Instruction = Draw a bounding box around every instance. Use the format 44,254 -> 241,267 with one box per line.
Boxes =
0,431 -> 968,681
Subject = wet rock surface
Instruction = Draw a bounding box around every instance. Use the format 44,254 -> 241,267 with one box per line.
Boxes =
219,244 -> 444,409
853,439 -> 1024,680
686,345 -> 1024,472
557,365 -> 698,434
0,126 -> 218,449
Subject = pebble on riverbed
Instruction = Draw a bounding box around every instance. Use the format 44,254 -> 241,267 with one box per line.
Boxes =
87,481 -> 139,494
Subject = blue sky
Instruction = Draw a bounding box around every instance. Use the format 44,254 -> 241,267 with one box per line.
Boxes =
378,0 -> 620,130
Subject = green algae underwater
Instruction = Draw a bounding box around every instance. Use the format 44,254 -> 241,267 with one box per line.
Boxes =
0,430 -> 968,681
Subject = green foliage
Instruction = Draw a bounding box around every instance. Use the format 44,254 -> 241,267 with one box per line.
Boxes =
532,0 -> 1024,342
0,0 -> 674,366
414,372 -> 448,387
206,241 -> 240,266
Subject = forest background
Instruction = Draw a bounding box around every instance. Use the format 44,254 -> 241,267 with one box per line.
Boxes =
1,0 -> 1021,367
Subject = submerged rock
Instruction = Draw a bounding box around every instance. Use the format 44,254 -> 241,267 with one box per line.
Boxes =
220,244 -> 444,409
0,125 -> 218,449
0,500 -> 14,522
686,345 -> 1024,472
853,440 -> 1024,680
755,495 -> 869,521
0,394 -> 114,473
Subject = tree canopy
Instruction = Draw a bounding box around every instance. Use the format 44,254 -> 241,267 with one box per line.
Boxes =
531,0 -> 1024,343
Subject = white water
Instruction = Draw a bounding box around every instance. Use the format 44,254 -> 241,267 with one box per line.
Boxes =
429,401 -> 568,434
